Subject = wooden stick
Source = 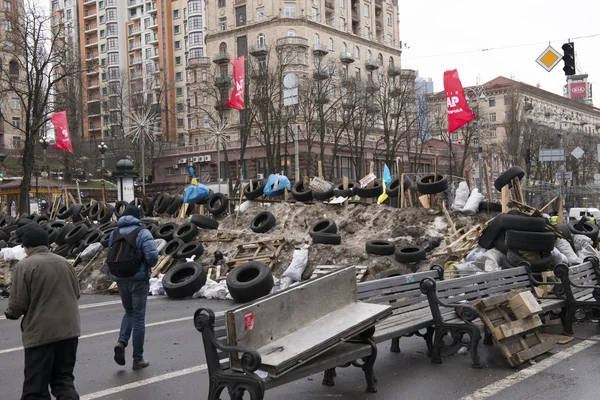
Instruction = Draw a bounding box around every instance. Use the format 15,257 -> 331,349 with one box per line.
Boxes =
234,179 -> 246,225
343,176 -> 349,207
366,161 -> 375,205
396,157 -> 401,209
540,196 -> 559,212
64,188 -> 69,208
77,252 -> 101,278
408,188 -> 414,207
441,201 -> 457,233
318,161 -> 323,179
501,186 -> 510,213
483,161 -> 492,201
558,196 -> 563,225
400,173 -> 405,209
75,180 -> 82,203
68,192 -> 77,207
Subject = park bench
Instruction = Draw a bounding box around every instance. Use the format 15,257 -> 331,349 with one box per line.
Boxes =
420,264 -> 568,368
194,266 -> 391,400
357,265 -> 444,356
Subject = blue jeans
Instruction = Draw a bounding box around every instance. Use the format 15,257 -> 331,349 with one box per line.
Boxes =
117,280 -> 149,363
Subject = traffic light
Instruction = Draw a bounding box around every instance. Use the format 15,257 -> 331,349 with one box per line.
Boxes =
562,42 -> 575,76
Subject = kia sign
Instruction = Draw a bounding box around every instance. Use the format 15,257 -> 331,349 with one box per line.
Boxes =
570,82 -> 587,99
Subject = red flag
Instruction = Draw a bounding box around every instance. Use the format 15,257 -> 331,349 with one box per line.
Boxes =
225,56 -> 245,110
51,111 -> 73,153
444,70 -> 476,133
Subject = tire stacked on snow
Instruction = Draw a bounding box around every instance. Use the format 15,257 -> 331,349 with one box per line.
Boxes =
207,193 -> 228,216
309,219 -> 341,245
417,174 -> 448,195
244,180 -> 265,200
386,176 -> 412,197
366,240 -> 395,256
291,181 -> 313,202
162,262 -> 207,299
191,214 -> 219,230
226,261 -> 274,303
355,181 -> 384,199
394,246 -> 426,263
251,212 -> 276,233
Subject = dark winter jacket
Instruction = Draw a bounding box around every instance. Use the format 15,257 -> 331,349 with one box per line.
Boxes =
109,216 -> 158,282
6,246 -> 81,349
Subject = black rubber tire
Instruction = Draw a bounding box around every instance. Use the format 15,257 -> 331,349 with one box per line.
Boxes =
56,206 -> 73,220
174,242 -> 204,260
366,240 -> 395,255
65,224 -> 89,245
417,174 -> 448,195
67,243 -> 84,259
155,193 -> 173,214
355,180 -> 384,199
207,193 -> 228,216
53,243 -> 71,257
97,204 -> 114,224
80,201 -> 95,218
97,221 -> 117,233
568,220 -> 600,242
251,211 -> 276,233
333,182 -> 358,198
478,215 -> 505,249
155,223 -> 178,242
75,219 -> 92,228
226,261 -> 274,303
88,202 -> 103,221
197,190 -> 214,205
17,217 -> 34,227
190,215 -> 219,230
394,246 -> 426,263
32,215 -> 49,225
0,230 -> 9,242
311,232 -> 342,245
291,181 -> 313,202
15,221 -> 36,239
500,215 -> 547,232
0,215 -> 6,227
162,261 -> 207,299
505,230 -> 556,252
100,232 -> 112,248
312,188 -> 334,201
0,240 -> 7,248
54,224 -> 75,246
494,166 -> 525,192
507,249 -> 553,272
162,238 -> 185,256
70,205 -> 84,223
173,222 -> 199,243
166,194 -> 184,215
48,221 -> 67,230
244,180 -> 265,200
310,219 -> 338,235
141,197 -> 155,216
114,201 -> 129,218
478,202 -> 502,212
82,229 -> 103,247
494,232 -> 508,254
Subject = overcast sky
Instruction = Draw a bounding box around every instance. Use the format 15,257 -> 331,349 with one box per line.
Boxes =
399,0 -> 599,105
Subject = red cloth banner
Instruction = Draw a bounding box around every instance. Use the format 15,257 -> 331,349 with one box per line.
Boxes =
51,111 -> 73,153
444,69 -> 476,133
225,56 -> 245,110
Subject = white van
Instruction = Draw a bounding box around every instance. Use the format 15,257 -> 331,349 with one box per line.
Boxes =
569,207 -> 600,222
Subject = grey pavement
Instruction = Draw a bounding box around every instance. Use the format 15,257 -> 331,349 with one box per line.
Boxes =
1,295 -> 599,399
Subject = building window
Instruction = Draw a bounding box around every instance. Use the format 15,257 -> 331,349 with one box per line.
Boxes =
284,3 -> 296,17
165,167 -> 174,176
489,112 -> 496,122
66,9 -> 72,20
177,118 -> 185,128
176,103 -> 184,112
218,0 -> 226,7
175,56 -> 182,65
108,53 -> 119,65
218,17 -> 227,31
173,9 -> 180,19
106,9 -> 116,21
354,46 -> 360,59
102,87 -> 108,95
287,29 -> 296,36
328,38 -> 334,51
101,72 -> 107,81
4,1 -> 11,12
12,137 -> 21,149
180,166 -> 188,175
100,29 -> 105,38
99,15 -> 105,24
10,97 -> 19,109
256,7 -> 264,21
340,17 -> 346,31
354,67 -> 360,80
339,0 -> 345,8
203,115 -> 209,127
175,40 -> 182,50
489,97 -> 496,107
176,71 -> 183,81
100,44 -> 106,52
363,3 -> 370,17
203,92 -> 208,104
176,87 -> 183,96
174,25 -> 181,35
11,117 -> 20,129
99,0 -> 104,9
202,69 -> 207,81
311,7 -> 319,22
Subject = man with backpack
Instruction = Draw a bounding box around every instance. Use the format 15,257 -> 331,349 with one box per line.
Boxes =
107,205 -> 158,370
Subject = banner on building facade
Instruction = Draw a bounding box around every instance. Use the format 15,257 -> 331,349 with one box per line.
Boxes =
225,56 -> 245,110
51,111 -> 73,153
443,69 -> 475,133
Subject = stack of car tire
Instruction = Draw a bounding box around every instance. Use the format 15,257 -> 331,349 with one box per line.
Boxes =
150,191 -> 228,218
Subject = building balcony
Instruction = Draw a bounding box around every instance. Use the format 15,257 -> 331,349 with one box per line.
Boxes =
366,103 -> 381,113
352,10 -> 359,22
276,36 -> 309,48
128,27 -> 141,36
313,43 -> 329,56
315,96 -> 330,105
365,59 -> 380,71
84,23 -> 97,33
150,51 -> 159,60
85,40 -> 98,48
149,2 -> 157,13
212,52 -> 230,64
325,0 -> 334,9
84,0 -> 95,3
249,43 -> 268,57
85,53 -> 99,61
84,10 -> 97,20
87,81 -> 100,90
388,66 -> 402,77
188,57 -> 211,68
130,74 -> 143,81
366,81 -> 379,93
313,69 -> 330,80
340,51 -> 355,64
130,57 -> 142,65
342,99 -> 355,109
149,19 -> 158,29
129,43 -> 142,51
215,76 -> 232,87
88,95 -> 100,103
389,86 -> 402,97
89,125 -> 102,132
130,13 -> 142,21
128,0 -> 141,8
376,21 -> 383,30
86,67 -> 99,76
375,0 -> 382,9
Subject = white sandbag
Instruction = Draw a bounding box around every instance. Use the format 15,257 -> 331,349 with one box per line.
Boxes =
234,200 -> 253,215
551,247 -> 569,267
473,248 -> 505,272
282,248 -> 309,282
453,261 -> 484,275
555,238 -> 583,266
573,234 -> 594,252
462,188 -> 484,215
451,182 -> 470,211
465,247 -> 486,262
80,242 -> 104,261
0,246 -> 26,261
193,278 -> 232,300
149,274 -> 166,296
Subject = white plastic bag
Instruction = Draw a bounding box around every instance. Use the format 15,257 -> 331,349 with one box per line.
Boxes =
473,248 -> 505,272
193,278 -> 232,300
551,247 -> 569,267
234,200 -> 253,215
453,261 -> 484,275
573,234 -> 594,252
149,274 -> 166,296
0,246 -> 26,261
451,182 -> 470,211
282,248 -> 309,282
80,242 -> 104,261
462,188 -> 484,215
465,247 -> 486,262
555,238 -> 583,266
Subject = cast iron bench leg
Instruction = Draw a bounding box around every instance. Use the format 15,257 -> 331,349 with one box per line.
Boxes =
560,307 -> 574,336
361,340 -> 378,393
390,337 -> 401,353
322,368 -> 336,387
424,327 -> 435,357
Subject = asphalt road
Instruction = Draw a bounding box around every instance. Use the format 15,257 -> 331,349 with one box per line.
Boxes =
1,295 -> 599,400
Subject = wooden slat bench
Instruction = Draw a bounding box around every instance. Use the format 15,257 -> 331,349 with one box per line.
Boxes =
357,266 -> 444,356
552,256 -> 600,335
420,264 -> 568,368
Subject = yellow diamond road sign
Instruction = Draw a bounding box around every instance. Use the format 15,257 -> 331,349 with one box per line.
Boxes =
536,45 -> 563,72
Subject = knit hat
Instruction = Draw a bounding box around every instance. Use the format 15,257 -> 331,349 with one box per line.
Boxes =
22,227 -> 49,248
123,205 -> 142,220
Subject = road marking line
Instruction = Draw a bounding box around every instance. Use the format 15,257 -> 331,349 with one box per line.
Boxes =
461,334 -> 600,400
0,297 -> 162,320
0,316 -> 190,355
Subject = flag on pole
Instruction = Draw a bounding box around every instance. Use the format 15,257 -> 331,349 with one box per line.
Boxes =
51,111 -> 73,153
443,69 -> 476,133
225,56 -> 245,110
377,164 -> 392,204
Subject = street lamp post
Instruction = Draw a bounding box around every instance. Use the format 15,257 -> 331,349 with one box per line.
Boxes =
98,142 -> 108,204
38,137 -> 51,212
464,86 -> 487,192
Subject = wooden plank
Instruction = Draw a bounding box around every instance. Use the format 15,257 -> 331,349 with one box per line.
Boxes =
318,161 -> 323,179
493,315 -> 543,341
483,161 -> 492,201
558,196 -> 563,225
509,340 -> 555,367
542,333 -> 575,345
501,186 -> 510,213
441,202 -> 457,234
397,158 -> 402,209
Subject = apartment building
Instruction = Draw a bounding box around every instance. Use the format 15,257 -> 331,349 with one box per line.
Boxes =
0,0 -> 25,151
51,0 -> 203,145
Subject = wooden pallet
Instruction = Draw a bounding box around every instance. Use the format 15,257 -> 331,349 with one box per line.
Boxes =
226,238 -> 286,269
473,291 -> 555,367
310,265 -> 367,283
